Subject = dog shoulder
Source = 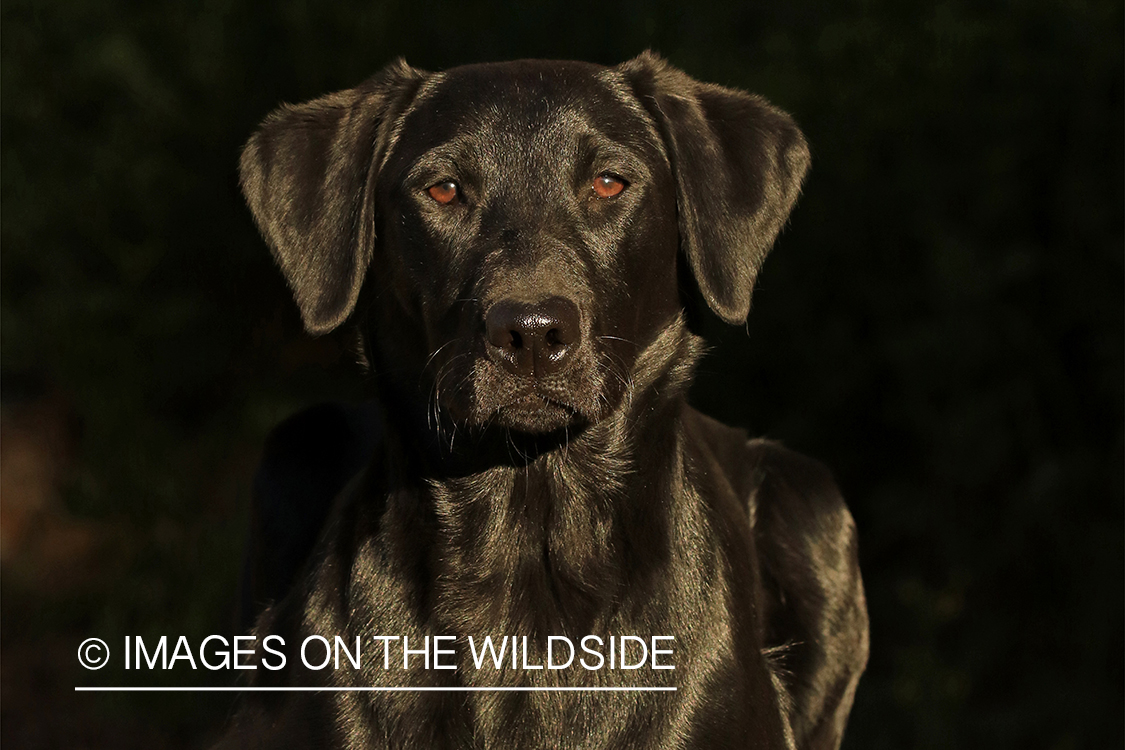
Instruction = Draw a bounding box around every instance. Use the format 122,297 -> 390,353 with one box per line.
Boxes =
679,406 -> 756,495
741,438 -> 869,749
742,438 -> 853,544
740,436 -> 865,648
681,409 -> 867,746
681,409 -> 860,601
241,402 -> 383,631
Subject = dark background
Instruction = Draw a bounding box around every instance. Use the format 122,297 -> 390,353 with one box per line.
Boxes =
2,1 -> 1121,747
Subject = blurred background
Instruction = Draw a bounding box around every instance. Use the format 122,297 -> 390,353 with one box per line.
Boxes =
2,0 -> 1121,747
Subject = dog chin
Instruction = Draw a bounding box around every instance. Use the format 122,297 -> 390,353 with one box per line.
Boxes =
490,395 -> 585,435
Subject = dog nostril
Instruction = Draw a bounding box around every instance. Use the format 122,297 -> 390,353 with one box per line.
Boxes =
485,297 -> 581,377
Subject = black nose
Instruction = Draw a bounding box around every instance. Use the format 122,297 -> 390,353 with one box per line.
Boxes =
485,297 -> 580,377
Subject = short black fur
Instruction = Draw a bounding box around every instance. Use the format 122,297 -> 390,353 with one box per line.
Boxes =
222,52 -> 868,750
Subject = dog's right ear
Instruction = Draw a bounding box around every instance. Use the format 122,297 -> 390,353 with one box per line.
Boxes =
239,60 -> 427,334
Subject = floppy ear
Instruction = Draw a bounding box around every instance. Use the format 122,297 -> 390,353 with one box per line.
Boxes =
239,60 -> 427,334
617,51 -> 810,324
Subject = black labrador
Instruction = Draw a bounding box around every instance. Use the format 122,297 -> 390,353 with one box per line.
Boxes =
221,52 -> 868,750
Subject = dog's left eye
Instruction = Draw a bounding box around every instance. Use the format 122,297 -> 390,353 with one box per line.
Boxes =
426,181 -> 460,205
592,174 -> 627,199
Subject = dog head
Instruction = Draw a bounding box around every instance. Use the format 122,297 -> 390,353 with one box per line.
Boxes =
240,52 -> 808,437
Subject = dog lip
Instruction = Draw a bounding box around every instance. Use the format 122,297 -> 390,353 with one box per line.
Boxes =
502,392 -> 576,416
491,392 -> 585,433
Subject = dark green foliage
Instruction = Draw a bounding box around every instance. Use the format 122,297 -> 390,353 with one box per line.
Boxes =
2,1 -> 1120,747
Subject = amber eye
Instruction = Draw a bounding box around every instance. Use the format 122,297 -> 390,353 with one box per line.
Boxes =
592,173 -> 627,199
426,180 -> 459,205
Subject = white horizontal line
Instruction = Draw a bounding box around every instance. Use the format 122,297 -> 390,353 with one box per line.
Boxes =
75,686 -> 676,692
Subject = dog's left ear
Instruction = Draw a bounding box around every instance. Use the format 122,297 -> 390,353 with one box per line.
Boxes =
617,51 -> 810,324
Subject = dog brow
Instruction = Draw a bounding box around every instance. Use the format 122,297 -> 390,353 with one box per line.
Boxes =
595,68 -> 670,166
378,71 -> 448,176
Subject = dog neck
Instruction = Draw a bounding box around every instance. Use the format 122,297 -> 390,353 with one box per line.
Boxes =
378,319 -> 705,638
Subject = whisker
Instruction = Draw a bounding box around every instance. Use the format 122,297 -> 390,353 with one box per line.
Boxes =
423,339 -> 460,374
429,350 -> 474,441
596,335 -> 637,347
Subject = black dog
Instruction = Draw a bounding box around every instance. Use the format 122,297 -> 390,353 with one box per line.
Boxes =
221,52 -> 868,749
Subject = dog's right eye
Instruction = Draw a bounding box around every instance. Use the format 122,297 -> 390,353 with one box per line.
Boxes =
426,181 -> 460,205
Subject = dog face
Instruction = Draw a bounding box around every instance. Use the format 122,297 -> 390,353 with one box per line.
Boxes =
240,52 -> 810,436
372,60 -> 682,433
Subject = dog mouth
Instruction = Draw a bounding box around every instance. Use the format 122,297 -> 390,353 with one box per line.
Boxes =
491,392 -> 585,434
430,336 -> 624,437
